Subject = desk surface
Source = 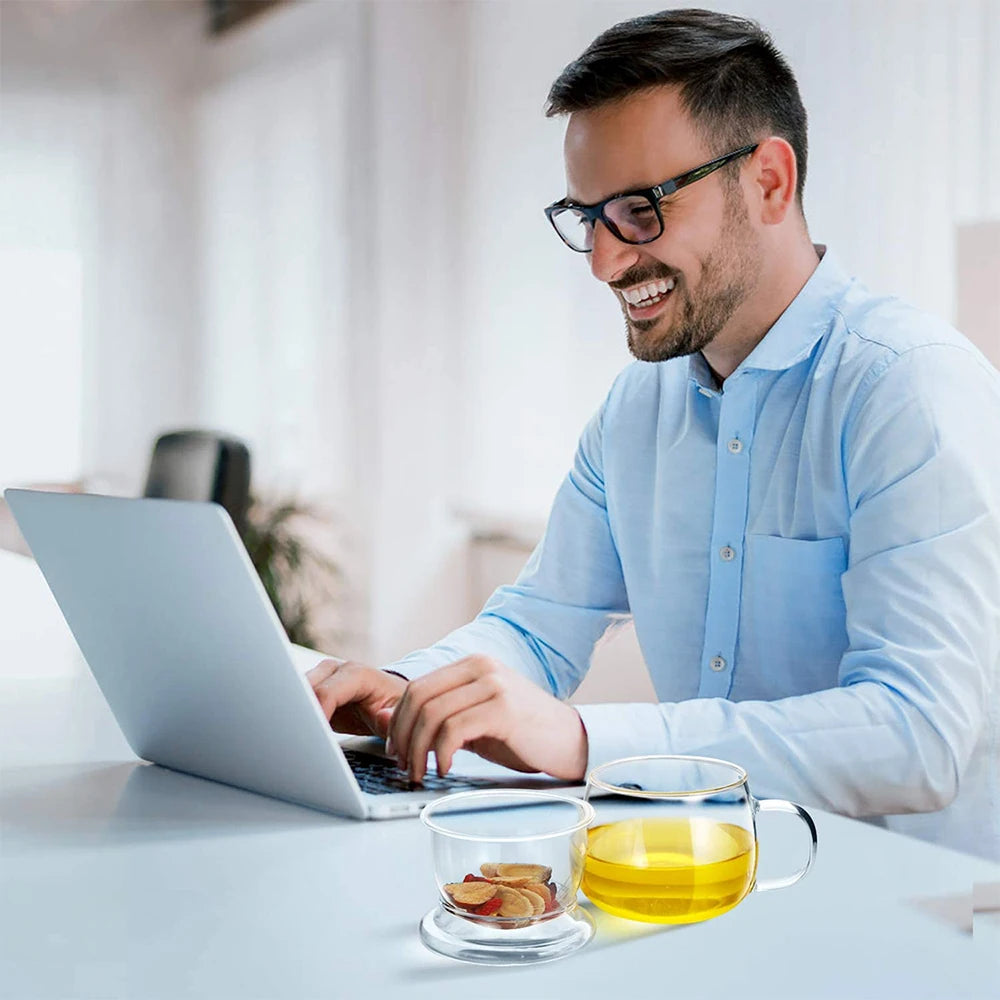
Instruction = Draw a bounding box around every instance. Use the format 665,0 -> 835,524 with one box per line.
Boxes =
1,550 -> 998,1000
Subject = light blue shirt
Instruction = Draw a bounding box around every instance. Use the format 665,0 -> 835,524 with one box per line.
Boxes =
388,248 -> 1000,861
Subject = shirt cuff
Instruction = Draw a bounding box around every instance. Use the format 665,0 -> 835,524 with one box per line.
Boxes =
576,702 -> 672,777
380,653 -> 451,683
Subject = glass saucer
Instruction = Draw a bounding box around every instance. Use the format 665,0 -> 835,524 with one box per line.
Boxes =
419,902 -> 595,965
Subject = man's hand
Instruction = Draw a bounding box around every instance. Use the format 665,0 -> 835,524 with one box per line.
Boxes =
385,655 -> 589,783
306,659 -> 407,738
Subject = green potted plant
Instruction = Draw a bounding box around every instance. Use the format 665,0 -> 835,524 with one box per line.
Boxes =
241,494 -> 344,650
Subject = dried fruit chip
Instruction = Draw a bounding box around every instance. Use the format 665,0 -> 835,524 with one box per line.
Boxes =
479,863 -> 499,878
494,885 -> 534,919
496,863 -> 552,883
484,875 -> 534,888
473,896 -> 503,916
516,886 -> 546,916
522,881 -> 553,904
463,874 -> 488,883
443,881 -> 498,908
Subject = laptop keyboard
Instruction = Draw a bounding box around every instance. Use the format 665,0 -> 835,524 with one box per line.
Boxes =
343,748 -> 495,795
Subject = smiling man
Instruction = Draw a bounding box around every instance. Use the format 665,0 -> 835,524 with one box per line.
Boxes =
308,9 -> 1000,860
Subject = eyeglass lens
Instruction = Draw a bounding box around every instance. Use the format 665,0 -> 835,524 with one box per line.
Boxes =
552,194 -> 662,251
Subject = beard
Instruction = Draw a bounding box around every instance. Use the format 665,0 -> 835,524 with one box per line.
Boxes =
617,189 -> 762,364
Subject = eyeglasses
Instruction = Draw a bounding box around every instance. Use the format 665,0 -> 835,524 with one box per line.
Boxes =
544,143 -> 758,253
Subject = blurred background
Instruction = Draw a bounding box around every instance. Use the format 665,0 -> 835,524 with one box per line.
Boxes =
2,0 -> 998,694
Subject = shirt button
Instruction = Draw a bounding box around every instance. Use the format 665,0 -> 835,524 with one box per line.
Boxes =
710,656 -> 727,672
727,438 -> 743,454
719,545 -> 736,562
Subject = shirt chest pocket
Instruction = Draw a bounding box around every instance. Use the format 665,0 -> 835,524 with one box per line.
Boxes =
740,535 -> 850,694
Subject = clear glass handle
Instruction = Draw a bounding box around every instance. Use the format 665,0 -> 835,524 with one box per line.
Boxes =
753,798 -> 817,892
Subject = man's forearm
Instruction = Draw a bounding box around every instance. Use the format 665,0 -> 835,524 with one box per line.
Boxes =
382,613 -> 573,696
577,681 -> 967,817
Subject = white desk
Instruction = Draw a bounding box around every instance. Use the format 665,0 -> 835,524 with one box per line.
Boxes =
1,551 -> 998,999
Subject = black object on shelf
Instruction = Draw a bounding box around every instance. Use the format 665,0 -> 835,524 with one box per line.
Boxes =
207,0 -> 289,36
143,430 -> 251,537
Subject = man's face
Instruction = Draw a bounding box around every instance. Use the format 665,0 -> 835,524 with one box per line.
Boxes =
563,87 -> 762,364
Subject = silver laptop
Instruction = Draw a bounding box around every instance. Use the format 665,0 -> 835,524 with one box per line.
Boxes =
5,488 -> 582,819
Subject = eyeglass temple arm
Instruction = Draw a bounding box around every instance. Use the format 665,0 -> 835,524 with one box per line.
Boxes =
665,143 -> 759,196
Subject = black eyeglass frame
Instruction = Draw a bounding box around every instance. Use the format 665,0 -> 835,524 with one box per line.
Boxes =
544,142 -> 759,253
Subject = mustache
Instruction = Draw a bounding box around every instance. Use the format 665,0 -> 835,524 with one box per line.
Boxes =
609,265 -> 681,291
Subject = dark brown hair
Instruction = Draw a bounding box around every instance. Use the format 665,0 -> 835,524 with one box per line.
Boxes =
545,8 -> 808,205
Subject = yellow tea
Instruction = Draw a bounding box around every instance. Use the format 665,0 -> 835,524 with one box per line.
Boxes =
582,817 -> 757,924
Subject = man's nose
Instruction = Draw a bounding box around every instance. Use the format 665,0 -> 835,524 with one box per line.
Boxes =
589,220 -> 639,284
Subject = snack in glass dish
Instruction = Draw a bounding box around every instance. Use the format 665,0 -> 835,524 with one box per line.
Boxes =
419,791 -> 596,964
442,862 -> 561,927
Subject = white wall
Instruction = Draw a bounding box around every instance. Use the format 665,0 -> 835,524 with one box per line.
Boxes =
957,221 -> 1000,365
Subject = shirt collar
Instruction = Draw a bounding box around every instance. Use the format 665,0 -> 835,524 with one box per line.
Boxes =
687,244 -> 853,389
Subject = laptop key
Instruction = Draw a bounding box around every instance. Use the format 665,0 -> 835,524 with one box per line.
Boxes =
343,747 -> 495,795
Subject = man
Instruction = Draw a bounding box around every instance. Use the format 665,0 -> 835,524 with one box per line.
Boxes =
308,9 -> 1000,860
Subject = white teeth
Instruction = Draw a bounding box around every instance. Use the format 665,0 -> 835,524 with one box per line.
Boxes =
636,292 -> 664,308
621,278 -> 676,305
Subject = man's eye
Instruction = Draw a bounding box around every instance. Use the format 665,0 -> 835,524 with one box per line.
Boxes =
622,204 -> 657,222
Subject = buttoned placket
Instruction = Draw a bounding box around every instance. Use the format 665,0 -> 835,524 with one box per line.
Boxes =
696,373 -> 757,698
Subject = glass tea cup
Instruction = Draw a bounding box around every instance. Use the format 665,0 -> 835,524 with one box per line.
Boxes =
583,755 -> 816,925
419,790 -> 597,965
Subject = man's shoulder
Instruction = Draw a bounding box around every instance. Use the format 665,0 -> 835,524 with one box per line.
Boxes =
820,280 -> 1000,431
830,282 -> 988,374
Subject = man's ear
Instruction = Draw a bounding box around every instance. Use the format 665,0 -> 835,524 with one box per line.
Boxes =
749,136 -> 798,225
